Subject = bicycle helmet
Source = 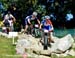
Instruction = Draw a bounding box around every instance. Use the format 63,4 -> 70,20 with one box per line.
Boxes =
32,12 -> 37,16
45,16 -> 50,19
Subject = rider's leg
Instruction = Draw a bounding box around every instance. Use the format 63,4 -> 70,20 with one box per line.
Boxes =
24,25 -> 28,33
30,24 -> 33,34
48,32 -> 51,43
6,27 -> 10,34
48,32 -> 54,43
40,30 -> 44,42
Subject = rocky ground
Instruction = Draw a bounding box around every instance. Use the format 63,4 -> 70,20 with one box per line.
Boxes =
0,32 -> 75,58
16,33 -> 75,58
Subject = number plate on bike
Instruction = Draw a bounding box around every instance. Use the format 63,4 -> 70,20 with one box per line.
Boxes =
35,25 -> 38,28
44,29 -> 48,33
2,27 -> 6,30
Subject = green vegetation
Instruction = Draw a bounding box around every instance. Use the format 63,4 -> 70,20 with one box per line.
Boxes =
0,36 -> 22,58
51,54 -> 75,58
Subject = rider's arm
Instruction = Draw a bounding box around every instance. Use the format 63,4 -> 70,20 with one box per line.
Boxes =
39,24 -> 42,29
28,19 -> 31,25
13,17 -> 16,22
49,20 -> 54,31
49,20 -> 53,27
37,19 -> 40,25
10,14 -> 16,22
39,20 -> 44,29
3,19 -> 5,23
4,15 -> 7,20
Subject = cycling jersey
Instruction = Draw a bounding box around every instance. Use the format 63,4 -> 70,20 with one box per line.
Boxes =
25,15 -> 39,25
41,19 -> 53,31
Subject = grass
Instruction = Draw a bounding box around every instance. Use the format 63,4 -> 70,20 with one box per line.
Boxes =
0,36 -> 22,58
51,55 -> 75,58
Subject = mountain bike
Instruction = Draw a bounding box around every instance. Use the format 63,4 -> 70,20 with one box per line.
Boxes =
43,29 -> 50,50
34,24 -> 40,38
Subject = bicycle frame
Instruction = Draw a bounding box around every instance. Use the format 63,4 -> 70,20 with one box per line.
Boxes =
41,29 -> 50,50
34,24 -> 40,37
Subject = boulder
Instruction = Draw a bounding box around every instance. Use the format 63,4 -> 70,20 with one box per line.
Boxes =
16,33 -> 74,57
68,49 -> 75,56
51,34 -> 74,53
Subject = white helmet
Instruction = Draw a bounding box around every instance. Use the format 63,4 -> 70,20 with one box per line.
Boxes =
32,12 -> 37,16
45,16 -> 50,19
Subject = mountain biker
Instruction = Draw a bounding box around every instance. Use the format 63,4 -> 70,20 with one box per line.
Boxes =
24,12 -> 40,33
3,11 -> 16,33
40,15 -> 54,44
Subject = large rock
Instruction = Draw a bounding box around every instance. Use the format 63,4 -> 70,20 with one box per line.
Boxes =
16,34 -> 52,55
16,38 -> 31,54
68,49 -> 75,56
26,53 -> 50,58
0,32 -> 8,37
16,33 -> 74,57
51,34 -> 74,53
39,55 -> 51,58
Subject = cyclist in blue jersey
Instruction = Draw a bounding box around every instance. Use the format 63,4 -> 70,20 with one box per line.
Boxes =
40,16 -> 54,44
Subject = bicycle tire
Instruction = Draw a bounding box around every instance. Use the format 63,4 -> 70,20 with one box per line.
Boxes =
44,33 -> 48,50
